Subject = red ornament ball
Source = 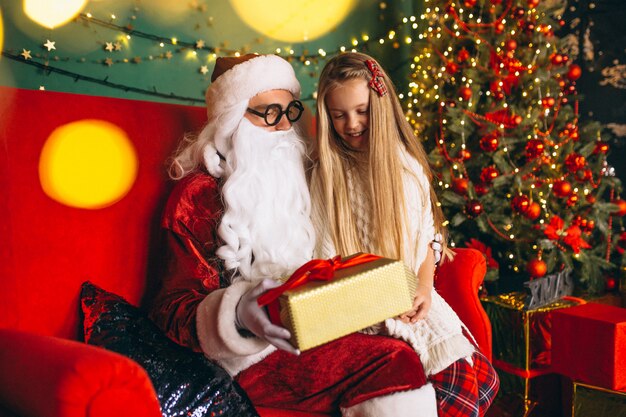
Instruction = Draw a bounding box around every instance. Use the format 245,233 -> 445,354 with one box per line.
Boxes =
474,182 -> 489,196
457,48 -> 470,62
466,199 -> 484,217
541,96 -> 556,108
495,22 -> 505,34
460,149 -> 472,160
568,64 -> 582,81
525,202 -> 541,220
613,199 -> 626,216
586,194 -> 596,204
550,53 -> 564,65
553,180 -> 572,197
480,166 -> 499,183
464,0 -> 477,7
525,139 -> 545,159
527,0 -> 540,8
606,277 -> 617,291
459,86 -> 473,101
505,39 -> 518,51
452,178 -> 469,194
511,195 -> 531,214
513,115 -> 523,126
480,132 -> 500,152
527,258 -> 547,278
593,142 -> 609,154
446,61 -> 459,74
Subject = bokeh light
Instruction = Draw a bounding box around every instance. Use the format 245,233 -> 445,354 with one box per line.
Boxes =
39,120 -> 138,209
229,0 -> 355,42
23,0 -> 88,29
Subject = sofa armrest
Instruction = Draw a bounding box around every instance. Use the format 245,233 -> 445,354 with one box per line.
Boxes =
0,329 -> 161,417
435,248 -> 492,360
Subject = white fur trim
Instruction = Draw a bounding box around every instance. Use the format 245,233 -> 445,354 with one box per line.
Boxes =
341,384 -> 438,417
205,54 -> 300,122
217,345 -> 276,377
195,280 -> 274,376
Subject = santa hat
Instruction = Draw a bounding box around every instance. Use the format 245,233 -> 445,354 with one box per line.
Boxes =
202,54 -> 301,177
205,53 -> 301,121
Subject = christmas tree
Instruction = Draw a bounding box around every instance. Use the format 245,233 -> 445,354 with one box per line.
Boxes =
403,0 -> 624,294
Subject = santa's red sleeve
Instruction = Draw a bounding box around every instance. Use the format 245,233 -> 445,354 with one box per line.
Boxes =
149,172 -> 273,374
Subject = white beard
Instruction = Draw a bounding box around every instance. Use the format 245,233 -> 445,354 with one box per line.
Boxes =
216,118 -> 315,282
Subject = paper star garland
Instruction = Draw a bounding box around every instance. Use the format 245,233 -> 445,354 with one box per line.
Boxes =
200,65 -> 209,74
104,58 -> 114,66
43,39 -> 56,51
21,49 -> 32,60
114,42 -> 122,51
195,40 -> 205,49
105,42 -> 114,52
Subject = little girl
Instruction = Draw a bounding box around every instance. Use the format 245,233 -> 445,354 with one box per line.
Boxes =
310,52 -> 499,417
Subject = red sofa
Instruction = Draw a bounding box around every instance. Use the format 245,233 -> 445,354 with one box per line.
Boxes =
0,86 -> 492,417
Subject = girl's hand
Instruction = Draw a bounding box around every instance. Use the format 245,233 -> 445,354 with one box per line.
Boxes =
399,285 -> 432,323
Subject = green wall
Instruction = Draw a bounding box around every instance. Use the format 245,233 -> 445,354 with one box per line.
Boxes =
0,0 -> 421,108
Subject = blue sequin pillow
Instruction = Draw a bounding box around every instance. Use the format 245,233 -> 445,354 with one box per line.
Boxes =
80,281 -> 259,417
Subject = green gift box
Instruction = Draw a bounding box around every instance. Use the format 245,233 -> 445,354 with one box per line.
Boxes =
572,382 -> 626,417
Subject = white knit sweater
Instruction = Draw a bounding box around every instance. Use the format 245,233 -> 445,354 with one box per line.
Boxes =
314,147 -> 475,375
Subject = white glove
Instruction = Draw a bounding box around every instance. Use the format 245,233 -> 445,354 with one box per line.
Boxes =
235,279 -> 300,355
430,233 -> 443,265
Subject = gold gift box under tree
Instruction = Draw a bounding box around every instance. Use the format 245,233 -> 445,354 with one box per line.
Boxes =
481,292 -> 584,417
481,292 -> 582,370
260,254 -> 417,351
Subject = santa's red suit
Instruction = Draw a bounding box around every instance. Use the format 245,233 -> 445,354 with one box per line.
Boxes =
149,172 -> 432,414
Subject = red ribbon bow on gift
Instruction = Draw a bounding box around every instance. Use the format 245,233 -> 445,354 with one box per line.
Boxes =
365,60 -> 388,97
257,253 -> 382,325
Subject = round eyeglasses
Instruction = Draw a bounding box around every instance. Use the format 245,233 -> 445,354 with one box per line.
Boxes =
246,100 -> 304,127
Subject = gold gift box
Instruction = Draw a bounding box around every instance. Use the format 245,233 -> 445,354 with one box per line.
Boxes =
481,292 -> 581,370
277,256 -> 417,351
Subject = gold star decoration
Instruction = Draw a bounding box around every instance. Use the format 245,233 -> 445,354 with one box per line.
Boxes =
43,39 -> 56,51
21,49 -> 32,60
104,58 -> 114,66
195,40 -> 205,49
105,42 -> 114,52
165,51 -> 173,59
200,65 -> 209,75
114,42 -> 122,51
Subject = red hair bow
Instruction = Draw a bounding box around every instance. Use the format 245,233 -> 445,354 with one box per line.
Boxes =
365,60 -> 388,97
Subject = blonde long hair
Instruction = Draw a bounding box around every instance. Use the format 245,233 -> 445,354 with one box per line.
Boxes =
311,52 -> 448,261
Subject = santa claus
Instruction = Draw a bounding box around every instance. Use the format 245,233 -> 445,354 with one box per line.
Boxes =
149,53 -> 438,417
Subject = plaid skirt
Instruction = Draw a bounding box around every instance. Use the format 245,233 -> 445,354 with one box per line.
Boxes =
430,351 -> 499,417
